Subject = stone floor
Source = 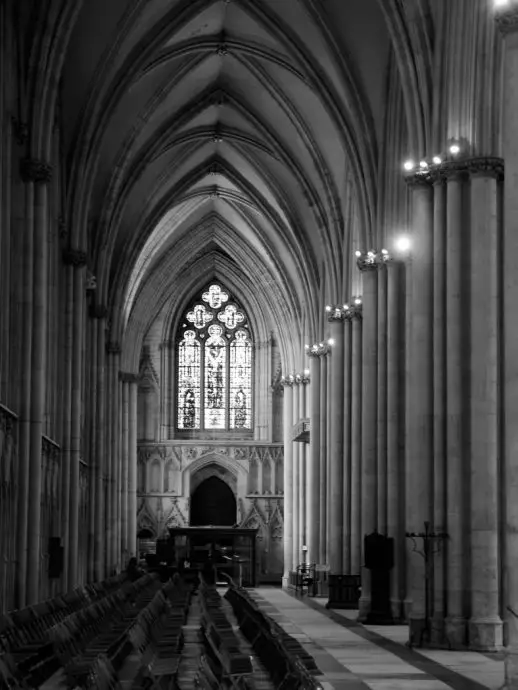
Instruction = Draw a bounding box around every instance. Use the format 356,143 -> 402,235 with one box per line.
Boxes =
250,588 -> 505,690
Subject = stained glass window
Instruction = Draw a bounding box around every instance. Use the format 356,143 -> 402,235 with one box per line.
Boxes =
177,331 -> 201,429
176,284 -> 253,431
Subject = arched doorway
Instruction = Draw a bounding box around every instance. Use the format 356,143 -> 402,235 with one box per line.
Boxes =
190,476 -> 237,526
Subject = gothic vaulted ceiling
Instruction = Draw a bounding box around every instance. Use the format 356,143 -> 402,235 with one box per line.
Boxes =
61,0 -> 390,368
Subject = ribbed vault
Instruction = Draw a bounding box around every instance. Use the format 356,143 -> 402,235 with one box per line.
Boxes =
60,0 -> 391,369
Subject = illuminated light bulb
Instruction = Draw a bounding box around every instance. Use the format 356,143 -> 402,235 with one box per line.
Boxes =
355,250 -> 362,257
394,235 -> 411,253
419,160 -> 428,169
303,368 -> 310,376
325,305 -> 331,312
449,143 -> 461,155
495,0 -> 509,6
368,251 -> 375,257
403,160 -> 415,171
304,344 -> 309,349
355,298 -> 362,305
328,338 -> 335,346
343,304 -> 349,310
432,156 -> 442,165
381,248 -> 388,255
319,342 -> 324,348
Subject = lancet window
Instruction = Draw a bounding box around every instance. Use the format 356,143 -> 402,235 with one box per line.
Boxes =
177,283 -> 253,431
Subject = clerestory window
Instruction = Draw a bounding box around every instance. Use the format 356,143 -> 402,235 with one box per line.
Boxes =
176,283 -> 253,431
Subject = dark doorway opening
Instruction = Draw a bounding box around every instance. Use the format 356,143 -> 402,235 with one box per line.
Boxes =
190,476 -> 237,527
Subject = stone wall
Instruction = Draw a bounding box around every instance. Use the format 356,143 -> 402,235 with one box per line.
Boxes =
136,442 -> 284,581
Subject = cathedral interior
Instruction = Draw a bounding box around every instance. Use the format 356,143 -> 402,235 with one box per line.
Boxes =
2,0 -> 518,688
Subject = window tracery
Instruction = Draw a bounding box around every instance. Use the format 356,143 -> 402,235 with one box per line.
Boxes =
177,284 -> 253,431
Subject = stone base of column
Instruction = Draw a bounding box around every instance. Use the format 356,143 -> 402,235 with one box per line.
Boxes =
468,617 -> 503,651
403,597 -> 413,621
408,615 -> 428,647
325,574 -> 361,610
358,595 -> 371,622
282,574 -> 290,589
445,616 -> 467,649
504,651 -> 518,690
390,598 -> 404,622
430,614 -> 446,646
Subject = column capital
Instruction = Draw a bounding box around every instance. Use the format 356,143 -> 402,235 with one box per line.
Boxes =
281,375 -> 295,387
404,171 -> 433,188
119,372 -> 139,384
20,157 -> 52,184
106,341 -> 121,355
62,248 -> 87,267
413,157 -> 504,184
90,304 -> 108,319
305,343 -> 330,357
466,156 -> 504,180
495,7 -> 518,35
355,249 -> 390,272
294,372 -> 311,385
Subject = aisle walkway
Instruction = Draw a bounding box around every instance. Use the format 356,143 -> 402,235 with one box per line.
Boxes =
251,588 -> 505,690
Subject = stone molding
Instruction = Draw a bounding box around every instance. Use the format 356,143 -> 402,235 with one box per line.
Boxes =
356,250 -> 389,272
405,157 -> 504,185
106,341 -> 121,355
281,376 -> 295,387
346,304 -> 363,320
62,248 -> 87,267
11,117 -> 28,146
20,158 -> 52,184
306,343 -> 331,357
119,372 -> 139,384
495,8 -> 518,35
90,304 -> 108,319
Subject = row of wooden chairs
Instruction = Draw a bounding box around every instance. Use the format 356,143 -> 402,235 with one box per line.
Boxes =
224,586 -> 321,690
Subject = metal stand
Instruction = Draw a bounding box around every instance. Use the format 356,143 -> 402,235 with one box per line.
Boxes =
405,521 -> 448,647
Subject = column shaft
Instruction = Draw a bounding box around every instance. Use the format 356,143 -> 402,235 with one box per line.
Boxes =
432,178 -> 447,643
328,318 -> 345,575
60,266 -> 73,590
387,261 -> 403,618
468,170 -> 503,650
308,355 -> 321,564
501,21 -> 518,686
342,320 -> 352,574
128,381 -> 138,557
27,182 -> 48,604
282,382 -> 294,584
407,181 -> 433,642
94,319 -> 106,579
69,264 -> 85,586
299,382 -> 307,552
16,179 -> 34,608
318,356 -> 328,564
359,267 -> 378,621
377,266 -> 388,534
121,380 -> 129,560
445,173 -> 467,646
350,316 -> 362,574
292,381 -> 300,568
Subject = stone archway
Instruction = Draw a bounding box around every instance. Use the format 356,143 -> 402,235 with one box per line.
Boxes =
190,476 -> 237,526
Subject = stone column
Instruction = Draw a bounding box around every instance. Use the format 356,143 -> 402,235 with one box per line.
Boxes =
299,375 -> 308,552
342,318 -> 352,575
444,167 -> 467,647
60,264 -> 74,590
120,375 -> 130,562
405,176 -> 434,643
498,10 -> 518,685
26,160 -> 52,604
307,351 -> 321,564
431,173 -> 447,643
358,258 -> 378,621
350,311 -> 362,574
66,249 -> 86,587
160,341 -> 169,440
387,260 -> 403,619
468,159 -> 504,650
128,379 -> 138,558
87,317 -> 98,582
107,344 -> 121,571
327,309 -> 346,585
292,378 -> 300,568
93,306 -> 107,580
377,265 -> 388,534
15,166 -> 34,609
319,354 -> 328,565
282,377 -> 294,585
